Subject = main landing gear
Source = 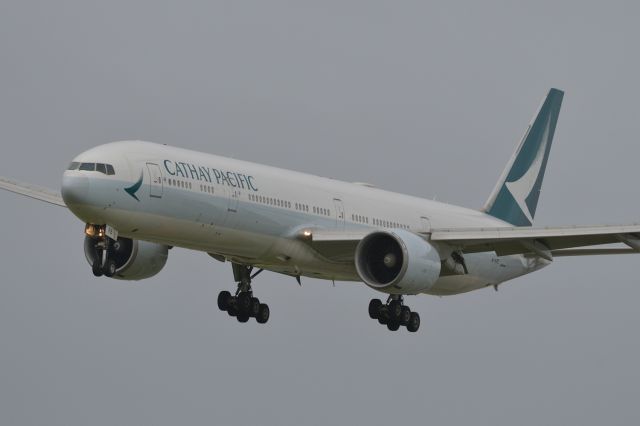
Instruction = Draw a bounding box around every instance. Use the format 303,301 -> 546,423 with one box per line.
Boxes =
217,264 -> 270,324
368,296 -> 420,332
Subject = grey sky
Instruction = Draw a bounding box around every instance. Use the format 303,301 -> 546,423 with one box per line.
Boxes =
1,1 -> 639,425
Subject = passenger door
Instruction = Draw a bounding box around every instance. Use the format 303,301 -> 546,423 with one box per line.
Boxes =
146,163 -> 163,198
333,199 -> 345,230
224,187 -> 241,228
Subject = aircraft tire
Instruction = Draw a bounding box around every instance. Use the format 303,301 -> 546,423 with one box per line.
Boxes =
256,304 -> 270,324
407,312 -> 420,333
227,303 -> 238,317
237,292 -> 251,314
388,300 -> 402,319
217,291 -> 232,311
92,262 -> 103,277
104,259 -> 117,278
368,299 -> 382,319
400,306 -> 411,326
387,320 -> 400,331
249,297 -> 261,317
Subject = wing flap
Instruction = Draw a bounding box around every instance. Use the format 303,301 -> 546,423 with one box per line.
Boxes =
0,175 -> 66,207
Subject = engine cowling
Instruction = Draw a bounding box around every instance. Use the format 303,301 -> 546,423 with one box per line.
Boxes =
355,229 -> 441,294
84,236 -> 169,280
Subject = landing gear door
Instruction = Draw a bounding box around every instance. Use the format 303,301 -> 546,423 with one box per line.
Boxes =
146,163 -> 163,198
333,199 -> 345,230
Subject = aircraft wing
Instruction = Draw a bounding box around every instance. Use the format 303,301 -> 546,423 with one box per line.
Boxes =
304,224 -> 640,262
0,175 -> 66,207
431,225 -> 640,259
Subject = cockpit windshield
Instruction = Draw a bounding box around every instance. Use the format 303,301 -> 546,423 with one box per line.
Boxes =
68,162 -> 115,175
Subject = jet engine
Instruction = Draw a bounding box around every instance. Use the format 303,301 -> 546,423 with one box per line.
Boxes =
355,229 -> 441,294
84,236 -> 169,280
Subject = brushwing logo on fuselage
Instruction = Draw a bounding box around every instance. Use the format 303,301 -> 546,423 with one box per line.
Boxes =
124,172 -> 143,201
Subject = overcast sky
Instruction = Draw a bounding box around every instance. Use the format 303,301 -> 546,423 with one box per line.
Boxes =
1,1 -> 640,425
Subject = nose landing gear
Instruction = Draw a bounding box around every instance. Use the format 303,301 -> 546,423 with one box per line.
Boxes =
87,224 -> 119,278
217,264 -> 270,324
368,296 -> 420,332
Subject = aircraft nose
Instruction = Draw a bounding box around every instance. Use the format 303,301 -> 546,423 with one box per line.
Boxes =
61,173 -> 90,206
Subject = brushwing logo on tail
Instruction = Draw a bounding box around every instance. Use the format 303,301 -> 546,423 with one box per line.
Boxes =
125,172 -> 143,201
484,88 -> 563,227
504,113 -> 552,224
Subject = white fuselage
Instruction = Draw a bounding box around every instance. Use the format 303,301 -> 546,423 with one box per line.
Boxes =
61,141 -> 548,296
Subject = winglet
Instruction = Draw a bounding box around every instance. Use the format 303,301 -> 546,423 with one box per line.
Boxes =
483,88 -> 564,226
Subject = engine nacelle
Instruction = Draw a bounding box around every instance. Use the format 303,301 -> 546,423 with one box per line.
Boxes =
84,236 -> 169,280
355,229 -> 441,294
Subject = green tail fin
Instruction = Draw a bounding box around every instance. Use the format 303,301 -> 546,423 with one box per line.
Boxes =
483,88 -> 564,226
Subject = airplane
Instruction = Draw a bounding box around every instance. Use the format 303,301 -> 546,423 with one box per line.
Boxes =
2,88 -> 639,333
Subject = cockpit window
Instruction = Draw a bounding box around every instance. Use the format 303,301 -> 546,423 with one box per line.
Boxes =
71,162 -> 116,175
79,162 -> 96,171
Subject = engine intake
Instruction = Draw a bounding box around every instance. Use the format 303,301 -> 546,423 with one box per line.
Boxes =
355,229 -> 441,294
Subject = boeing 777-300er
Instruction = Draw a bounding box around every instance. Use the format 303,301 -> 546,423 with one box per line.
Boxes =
2,88 -> 639,332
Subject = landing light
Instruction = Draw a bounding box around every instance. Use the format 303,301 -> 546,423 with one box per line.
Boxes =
85,224 -> 105,238
85,224 -> 96,237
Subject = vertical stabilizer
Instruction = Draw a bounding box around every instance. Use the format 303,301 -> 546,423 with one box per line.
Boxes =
483,88 -> 564,226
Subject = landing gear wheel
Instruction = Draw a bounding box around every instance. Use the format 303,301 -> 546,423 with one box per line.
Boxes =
221,264 -> 270,325
104,259 -> 117,278
237,292 -> 252,314
368,299 -> 382,319
256,303 -> 270,324
368,296 -> 420,332
92,262 -> 103,277
407,312 -> 420,332
388,300 -> 402,319
217,291 -> 232,311
227,303 -> 238,317
249,297 -> 261,317
399,306 -> 411,326
387,320 -> 400,331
